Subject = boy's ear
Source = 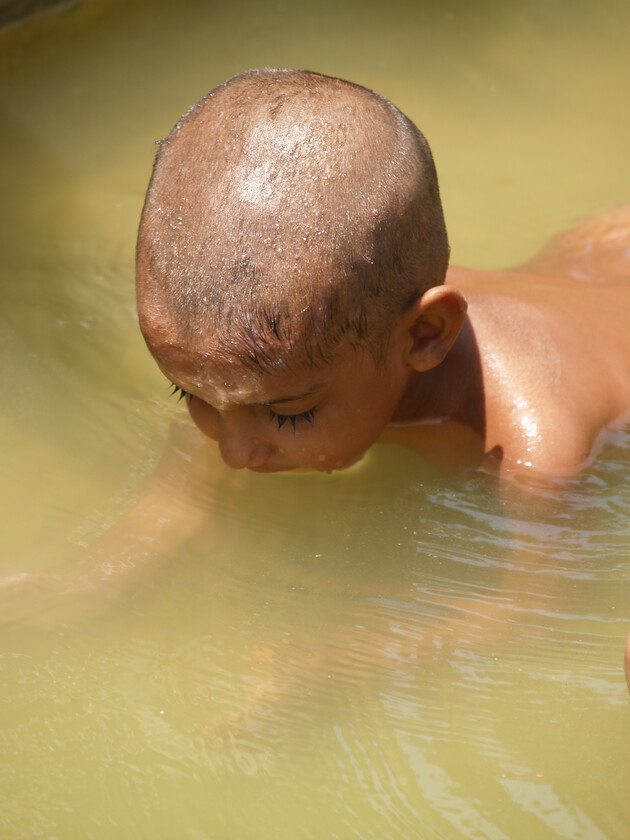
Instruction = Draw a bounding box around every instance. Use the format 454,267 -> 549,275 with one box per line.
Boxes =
400,286 -> 468,372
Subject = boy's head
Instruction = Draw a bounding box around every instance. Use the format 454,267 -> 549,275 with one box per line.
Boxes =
136,69 -> 460,472
137,68 -> 449,372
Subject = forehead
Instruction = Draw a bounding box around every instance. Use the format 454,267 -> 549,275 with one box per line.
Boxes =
140,297 -> 388,403
149,332 -> 346,407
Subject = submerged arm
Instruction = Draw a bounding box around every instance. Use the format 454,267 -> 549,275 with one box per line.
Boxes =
0,423 -> 219,627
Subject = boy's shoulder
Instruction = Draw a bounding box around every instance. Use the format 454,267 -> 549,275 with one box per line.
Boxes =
446,264 -> 630,477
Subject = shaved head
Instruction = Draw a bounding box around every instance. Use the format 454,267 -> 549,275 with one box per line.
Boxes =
137,68 -> 449,370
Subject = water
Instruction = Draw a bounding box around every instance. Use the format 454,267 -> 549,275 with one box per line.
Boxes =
1,0 -> 629,837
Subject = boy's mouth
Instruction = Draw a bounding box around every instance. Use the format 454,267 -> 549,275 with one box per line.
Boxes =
249,463 -> 314,474
248,452 -> 367,474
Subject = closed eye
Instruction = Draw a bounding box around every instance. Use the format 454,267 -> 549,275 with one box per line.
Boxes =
269,408 -> 315,430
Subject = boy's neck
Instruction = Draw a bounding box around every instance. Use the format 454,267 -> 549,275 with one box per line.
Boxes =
391,318 -> 485,435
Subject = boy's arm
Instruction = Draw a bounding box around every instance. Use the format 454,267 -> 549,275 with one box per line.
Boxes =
0,423 -> 219,627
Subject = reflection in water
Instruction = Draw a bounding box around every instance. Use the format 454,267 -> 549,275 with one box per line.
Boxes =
1,0 -> 630,837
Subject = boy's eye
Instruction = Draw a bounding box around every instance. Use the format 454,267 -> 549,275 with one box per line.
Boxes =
169,383 -> 190,402
269,408 -> 315,430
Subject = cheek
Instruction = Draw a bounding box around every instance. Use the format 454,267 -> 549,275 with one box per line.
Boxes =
296,420 -> 380,468
187,397 -> 219,441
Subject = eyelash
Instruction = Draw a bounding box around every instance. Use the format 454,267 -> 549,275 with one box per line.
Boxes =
170,383 -> 315,429
269,409 -> 315,430
170,384 -> 190,402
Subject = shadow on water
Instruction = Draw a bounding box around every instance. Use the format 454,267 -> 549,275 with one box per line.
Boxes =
0,0 -> 80,30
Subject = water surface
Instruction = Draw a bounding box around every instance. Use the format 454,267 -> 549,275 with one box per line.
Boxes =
1,1 -> 629,837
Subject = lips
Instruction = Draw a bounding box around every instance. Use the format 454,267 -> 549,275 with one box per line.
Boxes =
249,455 -> 366,474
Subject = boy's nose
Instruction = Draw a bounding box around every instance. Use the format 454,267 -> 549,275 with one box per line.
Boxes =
217,412 -> 271,470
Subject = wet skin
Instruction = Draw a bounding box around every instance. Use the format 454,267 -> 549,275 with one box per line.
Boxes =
142,281 -> 471,475
144,258 -> 630,481
148,289 -> 446,474
158,341 -> 411,474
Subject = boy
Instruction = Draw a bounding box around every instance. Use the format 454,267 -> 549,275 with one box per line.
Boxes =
137,68 -> 630,484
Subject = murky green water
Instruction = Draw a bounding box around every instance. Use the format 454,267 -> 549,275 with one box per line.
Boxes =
1,0 -> 629,837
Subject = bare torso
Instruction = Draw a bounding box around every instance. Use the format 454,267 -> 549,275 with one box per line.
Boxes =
381,206 -> 630,480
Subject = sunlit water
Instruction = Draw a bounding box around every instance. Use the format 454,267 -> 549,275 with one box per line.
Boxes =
1,0 -> 629,837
